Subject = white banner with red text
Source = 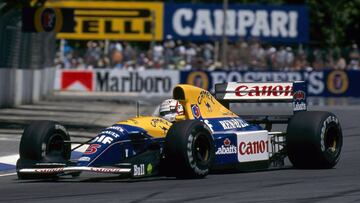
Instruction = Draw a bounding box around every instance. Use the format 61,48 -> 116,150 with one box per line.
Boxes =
54,69 -> 179,97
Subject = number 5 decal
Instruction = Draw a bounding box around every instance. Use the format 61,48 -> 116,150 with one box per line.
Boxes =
84,144 -> 101,155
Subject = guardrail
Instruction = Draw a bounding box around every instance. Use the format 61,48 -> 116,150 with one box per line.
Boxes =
54,69 -> 359,98
0,67 -> 55,108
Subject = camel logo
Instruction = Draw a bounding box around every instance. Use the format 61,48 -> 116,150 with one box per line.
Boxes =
61,71 -> 94,91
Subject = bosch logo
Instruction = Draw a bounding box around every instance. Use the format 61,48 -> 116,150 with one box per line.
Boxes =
239,140 -> 269,155
235,85 -> 293,97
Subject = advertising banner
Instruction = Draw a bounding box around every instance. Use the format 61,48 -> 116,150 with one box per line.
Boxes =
46,1 -> 163,41
55,69 -> 179,97
181,70 -> 360,97
56,69 -> 359,97
164,4 -> 309,43
22,7 -> 75,33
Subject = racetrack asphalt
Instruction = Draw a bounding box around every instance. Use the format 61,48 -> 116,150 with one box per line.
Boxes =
0,96 -> 359,203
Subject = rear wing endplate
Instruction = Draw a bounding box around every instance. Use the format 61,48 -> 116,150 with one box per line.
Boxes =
215,81 -> 307,113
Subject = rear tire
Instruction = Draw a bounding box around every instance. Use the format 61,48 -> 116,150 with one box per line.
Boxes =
17,121 -> 71,179
286,111 -> 342,169
164,120 -> 214,178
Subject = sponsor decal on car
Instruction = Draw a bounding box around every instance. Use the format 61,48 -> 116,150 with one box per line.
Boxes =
219,118 -> 249,130
84,144 -> 101,155
293,90 -> 305,101
235,84 -> 293,97
78,156 -> 91,162
191,104 -> 201,119
239,140 -> 268,155
237,131 -> 269,162
216,138 -> 237,155
133,164 -> 145,176
34,168 -> 64,173
90,167 -> 125,173
292,90 -> 307,111
146,163 -> 153,174
293,102 -> 307,111
92,135 -> 113,144
107,126 -> 125,133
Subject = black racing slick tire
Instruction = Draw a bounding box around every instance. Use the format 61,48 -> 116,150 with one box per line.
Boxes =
17,121 -> 71,179
164,120 -> 215,179
286,111 -> 342,169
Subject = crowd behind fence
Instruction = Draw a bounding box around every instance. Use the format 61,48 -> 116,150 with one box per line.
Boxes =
56,39 -> 360,71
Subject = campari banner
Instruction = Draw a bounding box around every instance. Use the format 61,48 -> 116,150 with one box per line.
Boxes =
164,4 -> 309,43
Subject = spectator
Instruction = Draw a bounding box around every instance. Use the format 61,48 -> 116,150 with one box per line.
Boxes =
55,40 -> 360,71
348,43 -> 359,70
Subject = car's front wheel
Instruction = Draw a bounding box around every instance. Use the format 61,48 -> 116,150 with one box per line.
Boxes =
17,120 -> 71,179
164,120 -> 214,178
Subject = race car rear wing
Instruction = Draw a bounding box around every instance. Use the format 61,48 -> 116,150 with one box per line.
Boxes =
214,81 -> 307,113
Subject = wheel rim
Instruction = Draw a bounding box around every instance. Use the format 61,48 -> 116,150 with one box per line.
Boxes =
47,134 -> 64,156
325,125 -> 341,153
193,133 -> 211,164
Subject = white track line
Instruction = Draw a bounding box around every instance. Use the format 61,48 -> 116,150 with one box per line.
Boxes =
0,173 -> 17,177
0,144 -> 87,168
0,154 -> 19,166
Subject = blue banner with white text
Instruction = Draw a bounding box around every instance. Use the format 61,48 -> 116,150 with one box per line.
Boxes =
164,4 -> 309,43
180,70 -> 360,97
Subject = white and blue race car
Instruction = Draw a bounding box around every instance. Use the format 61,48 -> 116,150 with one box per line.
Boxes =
16,82 -> 342,179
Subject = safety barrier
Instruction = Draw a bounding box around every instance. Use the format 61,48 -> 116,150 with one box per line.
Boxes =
54,69 -> 360,98
0,67 -> 56,108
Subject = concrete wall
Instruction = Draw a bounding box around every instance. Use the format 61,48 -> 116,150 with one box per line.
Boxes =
0,67 -> 55,108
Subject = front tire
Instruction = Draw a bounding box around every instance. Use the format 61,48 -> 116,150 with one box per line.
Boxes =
286,111 -> 342,169
17,121 -> 71,179
164,120 -> 214,178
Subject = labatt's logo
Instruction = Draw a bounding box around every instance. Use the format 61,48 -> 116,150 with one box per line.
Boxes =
216,138 -> 237,155
235,85 -> 293,97
294,90 -> 305,100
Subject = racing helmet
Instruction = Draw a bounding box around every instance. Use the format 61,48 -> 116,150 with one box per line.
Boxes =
159,99 -> 184,122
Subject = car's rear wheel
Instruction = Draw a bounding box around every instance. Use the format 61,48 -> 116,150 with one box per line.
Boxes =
286,111 -> 342,169
17,120 -> 71,179
164,120 -> 214,178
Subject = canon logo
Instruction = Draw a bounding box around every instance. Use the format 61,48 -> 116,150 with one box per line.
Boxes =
239,140 -> 269,155
235,85 -> 293,97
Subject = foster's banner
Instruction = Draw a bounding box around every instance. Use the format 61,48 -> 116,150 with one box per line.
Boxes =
181,70 -> 360,97
164,4 -> 309,43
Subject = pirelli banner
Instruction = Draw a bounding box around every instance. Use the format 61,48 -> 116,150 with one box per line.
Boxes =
46,1 -> 163,41
181,70 -> 360,97
54,69 -> 179,96
165,4 -> 308,43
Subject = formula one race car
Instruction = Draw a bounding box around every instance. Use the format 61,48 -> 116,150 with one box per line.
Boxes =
16,82 -> 343,179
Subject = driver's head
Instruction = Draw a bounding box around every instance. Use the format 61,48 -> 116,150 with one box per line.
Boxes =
159,99 -> 184,122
